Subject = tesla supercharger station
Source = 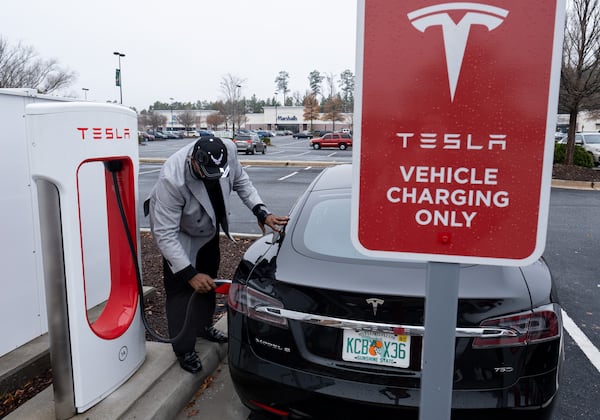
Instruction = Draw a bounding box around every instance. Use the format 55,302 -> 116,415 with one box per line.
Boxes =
26,102 -> 146,418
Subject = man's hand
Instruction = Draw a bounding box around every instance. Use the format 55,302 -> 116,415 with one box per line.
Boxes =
188,273 -> 216,293
259,213 -> 290,235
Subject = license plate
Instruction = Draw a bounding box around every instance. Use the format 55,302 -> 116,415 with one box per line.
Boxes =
342,330 -> 410,368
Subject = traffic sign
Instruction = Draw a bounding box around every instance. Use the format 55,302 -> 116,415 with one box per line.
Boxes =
351,0 -> 565,265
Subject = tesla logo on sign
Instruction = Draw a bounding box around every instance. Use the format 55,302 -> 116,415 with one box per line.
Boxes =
408,3 -> 509,101
351,0 -> 565,265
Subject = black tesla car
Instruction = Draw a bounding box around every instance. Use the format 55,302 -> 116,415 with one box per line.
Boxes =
228,164 -> 564,420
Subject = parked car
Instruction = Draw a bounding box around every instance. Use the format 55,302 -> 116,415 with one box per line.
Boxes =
233,133 -> 266,154
162,131 -> 179,139
197,129 -> 215,137
310,132 -> 352,150
228,164 -> 563,420
138,131 -> 155,141
558,132 -> 600,165
256,130 -> 274,139
292,131 -> 313,139
147,130 -> 169,140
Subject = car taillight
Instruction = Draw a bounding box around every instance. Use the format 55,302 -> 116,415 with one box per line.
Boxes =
472,304 -> 561,348
228,283 -> 288,328
246,140 -> 252,144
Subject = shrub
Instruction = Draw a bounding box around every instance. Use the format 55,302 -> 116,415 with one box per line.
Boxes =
263,137 -> 271,145
553,143 -> 594,167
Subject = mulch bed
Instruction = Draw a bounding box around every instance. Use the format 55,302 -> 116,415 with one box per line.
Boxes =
140,232 -> 254,341
552,163 -> 600,182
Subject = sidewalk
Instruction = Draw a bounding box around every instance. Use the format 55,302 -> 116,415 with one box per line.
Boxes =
4,316 -> 229,420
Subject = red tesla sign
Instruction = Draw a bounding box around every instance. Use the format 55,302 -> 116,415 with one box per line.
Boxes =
351,0 -> 565,265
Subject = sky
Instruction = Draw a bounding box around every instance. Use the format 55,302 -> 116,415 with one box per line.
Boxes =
1,0 -> 358,111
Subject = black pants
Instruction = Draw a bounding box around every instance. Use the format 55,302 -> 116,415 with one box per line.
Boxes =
163,233 -> 220,356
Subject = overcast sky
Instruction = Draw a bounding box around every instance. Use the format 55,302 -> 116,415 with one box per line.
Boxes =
1,0 -> 358,111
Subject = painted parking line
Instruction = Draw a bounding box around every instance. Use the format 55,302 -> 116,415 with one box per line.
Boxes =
139,168 -> 162,175
278,171 -> 299,181
327,152 -> 337,157
562,309 -> 600,373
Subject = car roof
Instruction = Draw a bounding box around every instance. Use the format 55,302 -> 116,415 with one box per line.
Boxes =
311,164 -> 352,191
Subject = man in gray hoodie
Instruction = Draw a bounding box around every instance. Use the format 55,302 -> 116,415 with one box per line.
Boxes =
147,136 -> 288,373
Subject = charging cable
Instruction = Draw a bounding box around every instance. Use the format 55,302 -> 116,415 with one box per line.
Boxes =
106,162 -> 230,343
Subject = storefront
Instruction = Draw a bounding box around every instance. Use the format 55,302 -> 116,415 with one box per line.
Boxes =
245,106 -> 353,133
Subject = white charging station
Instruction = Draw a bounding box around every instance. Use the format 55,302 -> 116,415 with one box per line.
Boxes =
26,102 -> 146,418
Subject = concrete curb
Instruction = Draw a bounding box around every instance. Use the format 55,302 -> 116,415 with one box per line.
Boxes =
550,179 -> 600,190
5,317 -> 229,420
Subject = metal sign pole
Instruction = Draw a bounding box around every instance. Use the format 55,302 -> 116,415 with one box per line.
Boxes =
419,262 -> 460,420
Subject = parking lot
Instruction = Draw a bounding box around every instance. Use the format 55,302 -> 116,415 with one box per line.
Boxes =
139,136 -> 600,419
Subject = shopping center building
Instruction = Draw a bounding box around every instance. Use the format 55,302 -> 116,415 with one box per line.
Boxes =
244,106 -> 353,133
153,106 -> 353,133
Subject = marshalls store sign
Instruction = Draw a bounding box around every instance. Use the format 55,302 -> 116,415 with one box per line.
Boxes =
351,0 -> 565,265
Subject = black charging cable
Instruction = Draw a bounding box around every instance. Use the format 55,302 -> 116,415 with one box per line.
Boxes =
106,161 -> 198,344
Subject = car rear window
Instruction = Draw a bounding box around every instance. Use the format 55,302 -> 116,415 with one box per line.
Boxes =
301,196 -> 364,259
584,134 -> 600,144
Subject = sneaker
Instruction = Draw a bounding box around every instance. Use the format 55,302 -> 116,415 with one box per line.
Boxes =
177,351 -> 203,373
200,326 -> 228,343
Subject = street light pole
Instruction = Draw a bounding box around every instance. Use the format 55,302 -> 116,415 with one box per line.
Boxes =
169,97 -> 175,130
233,84 -> 241,137
274,92 -> 279,131
113,51 -> 125,104
82,88 -> 89,100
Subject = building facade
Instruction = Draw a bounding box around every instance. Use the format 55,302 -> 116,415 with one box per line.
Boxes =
244,106 -> 353,133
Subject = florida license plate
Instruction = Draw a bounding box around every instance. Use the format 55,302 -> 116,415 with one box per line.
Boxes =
342,330 -> 410,368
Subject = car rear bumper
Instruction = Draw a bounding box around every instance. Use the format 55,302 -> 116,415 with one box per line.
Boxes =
235,143 -> 252,152
229,335 -> 559,418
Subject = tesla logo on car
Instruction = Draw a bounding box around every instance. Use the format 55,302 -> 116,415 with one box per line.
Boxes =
366,298 -> 384,316
408,2 -> 509,101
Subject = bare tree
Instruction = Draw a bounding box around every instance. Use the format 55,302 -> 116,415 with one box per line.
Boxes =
206,112 -> 226,130
177,110 -> 197,131
220,74 -> 246,133
291,91 -> 303,106
324,73 -> 336,99
560,0 -> 600,164
148,112 -> 167,130
322,96 -> 345,132
303,93 -> 320,132
0,37 -> 77,93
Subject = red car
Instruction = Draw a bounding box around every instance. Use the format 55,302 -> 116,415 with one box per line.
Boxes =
310,132 -> 352,150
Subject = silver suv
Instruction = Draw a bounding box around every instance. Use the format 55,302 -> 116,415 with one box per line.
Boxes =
559,132 -> 600,165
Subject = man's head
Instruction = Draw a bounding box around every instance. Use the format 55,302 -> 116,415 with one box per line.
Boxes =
190,136 -> 229,180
